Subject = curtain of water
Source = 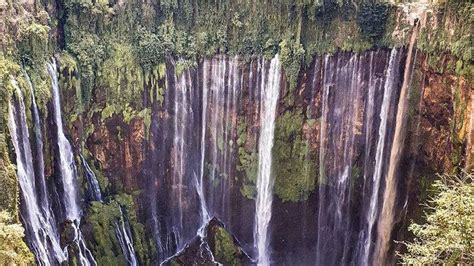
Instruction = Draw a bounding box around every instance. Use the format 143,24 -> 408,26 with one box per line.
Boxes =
8,78 -> 66,265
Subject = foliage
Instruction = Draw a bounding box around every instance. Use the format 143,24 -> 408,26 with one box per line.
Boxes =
18,22 -> 50,67
399,171 -> 474,264
99,43 -> 144,110
236,119 -> 258,199
135,21 -> 196,72
86,194 -> 152,265
66,30 -> 106,106
0,55 -> 21,214
86,200 -> 124,265
417,1 -> 473,77
238,148 -> 258,199
212,227 -> 240,266
273,109 -> 316,202
357,1 -> 389,40
0,211 -> 34,264
279,38 -> 305,91
0,134 -> 19,215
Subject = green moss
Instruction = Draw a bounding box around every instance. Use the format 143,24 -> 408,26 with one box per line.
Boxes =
85,194 -> 152,265
0,211 -> 34,264
86,201 -> 124,265
66,30 -> 106,106
279,38 -> 305,91
213,227 -> 240,266
0,56 -> 22,216
18,22 -> 50,67
449,83 -> 467,169
357,2 -> 389,41
101,105 -> 115,122
236,118 -> 258,199
273,109 -> 317,202
416,1 -> 473,78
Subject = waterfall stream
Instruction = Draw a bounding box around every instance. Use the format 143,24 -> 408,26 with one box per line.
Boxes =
153,51 -> 410,265
8,78 -> 66,265
359,48 -> 401,265
47,60 -> 97,266
254,55 -> 281,266
375,21 -> 421,264
80,155 -> 103,202
114,207 -> 138,266
315,50 -> 404,265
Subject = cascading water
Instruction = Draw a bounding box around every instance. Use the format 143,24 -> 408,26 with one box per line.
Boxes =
200,56 -> 241,224
47,60 -> 97,266
8,78 -> 66,265
152,50 -> 411,265
254,55 -> 281,266
359,49 -> 401,265
315,49 -> 404,265
375,21 -> 421,264
25,72 -> 53,221
198,58 -> 211,228
114,207 -> 138,266
80,155 -> 103,202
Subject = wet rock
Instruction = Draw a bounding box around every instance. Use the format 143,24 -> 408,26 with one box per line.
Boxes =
162,217 -> 254,266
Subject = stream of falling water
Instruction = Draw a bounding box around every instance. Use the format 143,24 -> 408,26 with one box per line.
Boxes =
80,155 -> 103,202
315,49 -> 404,265
198,58 -> 211,229
375,19 -> 421,264
254,55 -> 281,266
200,55 -> 240,225
8,78 -> 66,265
47,60 -> 97,266
359,48 -> 400,265
153,50 -> 412,265
114,207 -> 138,266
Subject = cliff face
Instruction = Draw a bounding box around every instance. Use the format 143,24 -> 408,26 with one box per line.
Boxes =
0,0 -> 472,265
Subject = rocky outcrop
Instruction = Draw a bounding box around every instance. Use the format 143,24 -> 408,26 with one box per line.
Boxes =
162,217 -> 254,266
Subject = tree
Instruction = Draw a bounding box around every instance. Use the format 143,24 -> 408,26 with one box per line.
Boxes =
0,211 -> 34,265
399,171 -> 473,264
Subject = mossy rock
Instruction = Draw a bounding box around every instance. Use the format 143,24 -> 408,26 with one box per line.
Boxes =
273,109 -> 317,202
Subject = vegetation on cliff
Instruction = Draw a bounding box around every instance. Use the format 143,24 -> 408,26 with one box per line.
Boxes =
0,0 -> 471,264
273,109 -> 317,202
400,171 -> 473,264
85,194 -> 153,265
0,211 -> 34,264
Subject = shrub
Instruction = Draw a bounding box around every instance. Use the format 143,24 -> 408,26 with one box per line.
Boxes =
357,1 -> 389,40
399,171 -> 474,264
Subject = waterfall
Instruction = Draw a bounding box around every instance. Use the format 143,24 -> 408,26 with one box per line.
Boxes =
467,93 -> 474,168
374,20 -> 421,264
173,70 -> 187,236
254,55 -> 281,266
314,50 -> 404,265
359,48 -> 400,265
114,207 -> 138,266
25,72 -> 52,220
199,56 -> 241,224
47,60 -> 97,266
80,155 -> 103,202
8,78 -> 66,265
198,59 -> 210,228
48,60 -> 80,220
